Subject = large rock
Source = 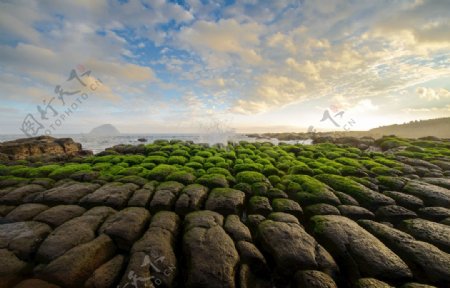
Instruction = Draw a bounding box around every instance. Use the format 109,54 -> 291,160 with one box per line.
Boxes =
99,207 -> 150,250
337,205 -> 374,220
80,182 -> 138,209
5,203 -> 49,222
13,279 -> 61,288
36,234 -> 116,288
358,220 -> 450,286
399,218 -> 450,253
33,205 -> 86,228
236,241 -> 268,276
224,214 -> 252,242
402,180 -> 450,207
205,188 -> 246,216
293,270 -> 338,288
257,219 -> 337,278
84,254 -> 125,288
0,136 -> 92,160
175,184 -> 209,216
127,181 -> 157,207
0,249 -> 30,288
24,182 -> 100,205
309,215 -> 412,283
382,191 -> 424,210
183,211 -> 239,288
0,221 -> 52,260
375,205 -> 417,223
36,207 -> 116,263
1,184 -> 46,205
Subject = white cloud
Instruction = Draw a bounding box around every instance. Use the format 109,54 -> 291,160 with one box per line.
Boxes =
416,87 -> 450,101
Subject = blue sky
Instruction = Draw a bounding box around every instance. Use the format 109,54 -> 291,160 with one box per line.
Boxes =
0,0 -> 449,134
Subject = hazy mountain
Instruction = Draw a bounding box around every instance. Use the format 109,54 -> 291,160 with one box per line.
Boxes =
89,124 -> 120,136
368,117 -> 450,138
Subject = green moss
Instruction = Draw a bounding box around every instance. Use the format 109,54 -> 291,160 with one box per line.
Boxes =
166,170 -> 196,185
171,149 -> 190,158
196,173 -> 229,189
207,167 -> 231,177
206,156 -> 226,164
371,166 -> 402,176
268,175 -> 281,186
122,155 -> 146,165
288,163 -> 314,175
147,164 -> 178,181
167,156 -> 187,165
48,163 -> 92,180
236,171 -> 267,184
143,155 -> 167,165
376,176 -> 406,190
234,163 -> 263,173
116,175 -> 148,186
186,162 -> 203,170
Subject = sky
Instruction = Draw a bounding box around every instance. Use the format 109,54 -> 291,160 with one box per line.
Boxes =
0,0 -> 449,135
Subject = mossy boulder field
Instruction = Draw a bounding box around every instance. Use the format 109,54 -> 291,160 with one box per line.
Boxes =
0,136 -> 450,287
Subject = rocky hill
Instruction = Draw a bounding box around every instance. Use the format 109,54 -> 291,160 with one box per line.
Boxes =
89,124 -> 120,136
368,117 -> 450,138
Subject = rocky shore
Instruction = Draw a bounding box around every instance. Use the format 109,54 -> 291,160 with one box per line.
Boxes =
0,136 -> 449,287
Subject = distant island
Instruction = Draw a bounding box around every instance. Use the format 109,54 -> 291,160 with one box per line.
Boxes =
89,124 -> 120,136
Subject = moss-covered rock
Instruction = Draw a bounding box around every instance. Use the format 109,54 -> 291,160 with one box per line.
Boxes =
196,173 -> 229,189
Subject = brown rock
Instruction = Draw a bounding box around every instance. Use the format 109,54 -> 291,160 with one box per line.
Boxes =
84,254 -> 125,288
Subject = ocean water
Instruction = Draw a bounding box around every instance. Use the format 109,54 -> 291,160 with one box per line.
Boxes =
0,134 -> 312,154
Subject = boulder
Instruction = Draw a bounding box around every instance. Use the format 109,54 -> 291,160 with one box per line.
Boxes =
84,254 -> 125,288
418,207 -> 450,221
0,221 -> 52,260
257,219 -> 337,278
224,214 -> 252,242
205,188 -> 246,216
402,180 -> 450,207
304,204 -> 340,219
99,207 -> 150,250
354,278 -> 393,288
1,184 -> 46,205
33,205 -> 86,228
382,191 -> 424,210
399,218 -> 450,253
5,203 -> 49,222
175,184 -> 209,216
236,241 -> 268,276
309,215 -> 412,283
248,196 -> 272,216
0,249 -> 30,288
272,198 -> 303,218
293,270 -> 338,288
36,234 -> 116,288
24,182 -> 100,205
79,182 -> 138,209
337,205 -> 374,220
358,219 -> 450,286
375,205 -> 417,223
12,279 -> 61,288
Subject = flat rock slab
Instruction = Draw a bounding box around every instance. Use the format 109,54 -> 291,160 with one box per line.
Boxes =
80,182 -> 138,209
127,188 -> 154,207
24,182 -> 100,205
358,219 -> 450,286
382,191 -> 424,210
99,207 -> 150,250
309,215 -> 412,283
33,205 -> 86,228
403,180 -> 450,207
0,221 -> 52,260
258,219 -> 337,278
36,234 -> 116,288
375,205 -> 417,223
337,205 -> 375,220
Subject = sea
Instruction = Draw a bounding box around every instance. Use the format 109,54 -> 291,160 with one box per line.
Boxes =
0,134 -> 313,154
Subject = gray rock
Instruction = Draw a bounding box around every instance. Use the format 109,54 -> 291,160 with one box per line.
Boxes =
375,205 -> 417,223
309,215 -> 412,283
293,270 -> 338,288
0,249 -> 31,288
304,204 -> 340,219
175,184 -> 208,216
268,212 -> 301,225
358,219 -> 450,285
36,234 -> 116,288
418,206 -> 450,221
224,214 -> 252,242
79,182 -> 138,209
337,205 -> 374,220
24,182 -> 100,205
236,241 -> 268,276
272,198 -> 303,218
248,196 -> 272,216
99,207 -> 150,250
382,191 -> 424,210
257,219 -> 337,277
6,203 -> 49,222
33,205 -> 86,228
205,188 -> 246,216
0,221 -> 52,260
403,180 -> 450,207
399,218 -> 450,253
1,184 -> 45,204
84,254 -> 125,288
